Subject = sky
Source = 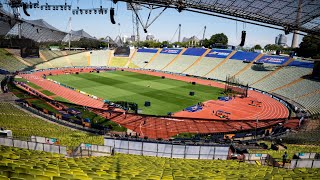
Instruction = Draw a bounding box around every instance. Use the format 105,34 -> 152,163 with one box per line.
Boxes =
4,0 -> 303,47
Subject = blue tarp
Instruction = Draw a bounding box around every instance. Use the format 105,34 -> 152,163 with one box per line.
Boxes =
206,49 -> 232,58
183,48 -> 207,56
218,96 -> 232,101
184,105 -> 203,112
137,48 -> 159,53
230,51 -> 260,61
288,61 -> 314,68
160,48 -> 182,54
257,55 -> 290,65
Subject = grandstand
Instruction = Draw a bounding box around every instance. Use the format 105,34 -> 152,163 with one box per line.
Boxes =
163,48 -> 207,73
1,146 -> 319,180
1,0 -> 320,178
129,48 -> 159,68
0,102 -> 103,147
144,48 -> 183,70
90,50 -> 110,67
0,49 -> 28,72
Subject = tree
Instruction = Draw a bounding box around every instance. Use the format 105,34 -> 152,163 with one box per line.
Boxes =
264,44 -> 282,51
253,44 -> 262,50
209,33 -> 228,45
297,35 -> 320,59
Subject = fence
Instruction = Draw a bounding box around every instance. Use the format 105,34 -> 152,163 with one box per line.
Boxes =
0,137 -> 67,155
290,159 -> 320,168
104,138 -> 230,160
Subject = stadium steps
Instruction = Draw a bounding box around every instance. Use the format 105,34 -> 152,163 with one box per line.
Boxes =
39,52 -> 55,68
295,89 -> 320,99
270,78 -> 305,93
143,48 -> 162,68
38,51 -> 48,62
61,51 -> 73,66
251,58 -> 295,86
107,50 -> 114,66
182,49 -> 211,73
203,50 -> 237,77
4,49 -> 32,67
86,51 -> 90,66
160,48 -> 187,71
125,49 -> 137,67
233,53 -> 264,77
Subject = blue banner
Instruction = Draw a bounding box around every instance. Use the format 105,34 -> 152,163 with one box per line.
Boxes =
160,48 -> 182,54
230,51 -> 260,61
257,55 -> 290,65
205,49 -> 232,58
288,61 -> 314,68
183,48 -> 207,56
137,48 -> 159,53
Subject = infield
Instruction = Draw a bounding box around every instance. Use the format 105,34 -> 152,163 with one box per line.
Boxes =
49,70 -> 223,115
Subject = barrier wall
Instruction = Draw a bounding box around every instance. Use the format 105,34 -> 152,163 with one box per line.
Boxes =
230,51 -> 260,61
104,138 -> 230,160
205,49 -> 232,58
243,153 -> 268,161
288,61 -> 314,68
137,48 -> 159,53
296,152 -> 317,159
183,48 -> 207,56
290,159 -> 320,168
0,137 -> 67,155
160,48 -> 183,54
257,55 -> 290,65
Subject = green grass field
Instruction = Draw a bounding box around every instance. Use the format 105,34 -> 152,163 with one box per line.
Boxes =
49,71 -> 223,115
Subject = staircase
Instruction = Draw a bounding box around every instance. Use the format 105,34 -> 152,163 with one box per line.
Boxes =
161,48 -> 187,71
203,50 -> 237,77
233,53 -> 264,77
143,48 -> 162,68
125,49 -> 137,68
182,48 -> 211,73
251,58 -> 295,85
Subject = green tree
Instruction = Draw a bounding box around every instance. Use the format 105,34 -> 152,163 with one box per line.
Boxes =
264,44 -> 282,51
253,44 -> 262,49
209,33 -> 228,45
297,35 -> 320,59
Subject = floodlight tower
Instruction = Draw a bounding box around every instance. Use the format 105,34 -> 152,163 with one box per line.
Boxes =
66,17 -> 72,50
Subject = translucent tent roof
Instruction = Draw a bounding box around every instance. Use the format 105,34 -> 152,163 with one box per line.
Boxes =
0,8 -> 97,43
119,0 -> 320,35
6,18 -> 67,42
62,29 -> 96,42
0,7 -> 16,36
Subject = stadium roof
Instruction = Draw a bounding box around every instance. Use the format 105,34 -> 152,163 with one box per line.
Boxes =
63,29 -> 96,42
119,0 -> 320,35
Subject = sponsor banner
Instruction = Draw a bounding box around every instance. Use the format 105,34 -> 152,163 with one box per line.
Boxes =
160,48 -> 182,54
288,61 -> 314,68
183,48 -> 207,56
137,48 -> 159,53
205,49 -> 232,58
257,55 -> 290,65
230,51 -> 260,61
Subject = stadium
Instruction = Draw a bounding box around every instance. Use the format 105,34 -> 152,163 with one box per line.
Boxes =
0,0 -> 320,179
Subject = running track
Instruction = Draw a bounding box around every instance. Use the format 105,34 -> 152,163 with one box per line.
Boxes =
19,68 -> 292,139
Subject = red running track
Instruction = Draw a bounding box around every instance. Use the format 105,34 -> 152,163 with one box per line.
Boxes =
18,68 -> 293,139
